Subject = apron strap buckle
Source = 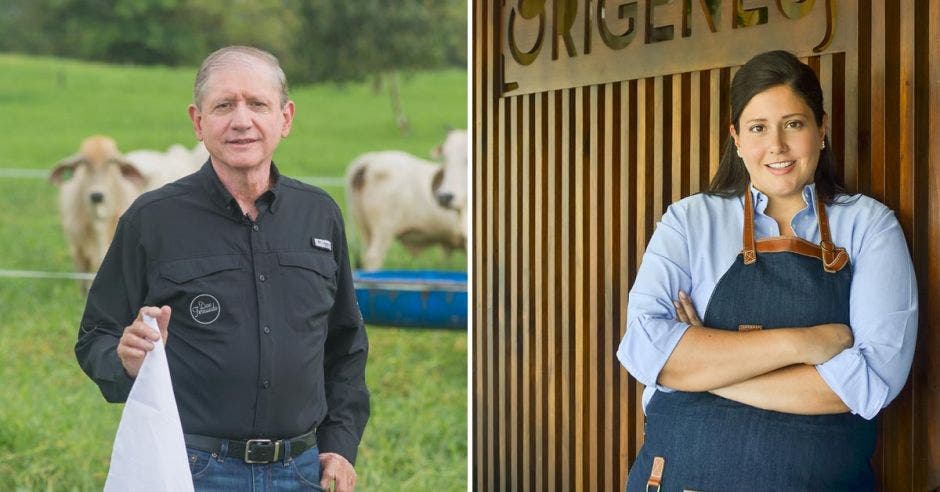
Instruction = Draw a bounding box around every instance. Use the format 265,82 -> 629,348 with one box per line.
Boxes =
646,456 -> 665,492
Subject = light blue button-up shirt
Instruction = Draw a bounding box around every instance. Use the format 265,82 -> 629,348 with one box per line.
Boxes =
616,184 -> 918,420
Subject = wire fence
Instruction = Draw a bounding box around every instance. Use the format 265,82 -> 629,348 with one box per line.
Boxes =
0,168 -> 346,187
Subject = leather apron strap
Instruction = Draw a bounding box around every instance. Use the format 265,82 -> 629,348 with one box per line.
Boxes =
741,186 -> 848,273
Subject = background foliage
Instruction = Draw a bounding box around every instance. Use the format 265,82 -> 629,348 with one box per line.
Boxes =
0,0 -> 467,84
0,47 -> 467,491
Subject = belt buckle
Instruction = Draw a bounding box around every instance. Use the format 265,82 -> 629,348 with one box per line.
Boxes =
244,439 -> 280,463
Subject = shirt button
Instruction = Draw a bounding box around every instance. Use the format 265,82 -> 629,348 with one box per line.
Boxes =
259,274 -> 266,282
262,380 -> 270,389
252,224 -> 259,231
263,326 -> 271,334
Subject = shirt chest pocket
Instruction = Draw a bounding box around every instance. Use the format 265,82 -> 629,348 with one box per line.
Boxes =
155,255 -> 246,326
276,251 -> 338,325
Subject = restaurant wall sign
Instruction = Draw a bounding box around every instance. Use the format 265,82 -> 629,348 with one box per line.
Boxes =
501,0 -> 854,96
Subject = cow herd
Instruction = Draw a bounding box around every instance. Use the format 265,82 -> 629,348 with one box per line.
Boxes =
345,129 -> 467,270
49,130 -> 467,287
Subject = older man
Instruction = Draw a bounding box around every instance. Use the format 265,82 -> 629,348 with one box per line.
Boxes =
76,46 -> 368,491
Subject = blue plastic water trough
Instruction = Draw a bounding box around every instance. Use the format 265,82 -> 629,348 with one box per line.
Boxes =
353,270 -> 467,329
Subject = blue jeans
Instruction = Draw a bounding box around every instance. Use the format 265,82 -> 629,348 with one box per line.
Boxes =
188,443 -> 324,491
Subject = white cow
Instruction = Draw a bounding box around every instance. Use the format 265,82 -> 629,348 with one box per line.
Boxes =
430,129 -> 468,212
346,131 -> 468,270
49,136 -> 206,290
126,142 -> 208,191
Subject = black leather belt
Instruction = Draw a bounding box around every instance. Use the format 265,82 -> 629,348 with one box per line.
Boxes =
184,429 -> 317,464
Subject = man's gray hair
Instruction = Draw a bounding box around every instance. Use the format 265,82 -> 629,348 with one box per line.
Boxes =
193,46 -> 289,109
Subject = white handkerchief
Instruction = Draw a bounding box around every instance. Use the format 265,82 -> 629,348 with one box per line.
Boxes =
104,315 -> 194,492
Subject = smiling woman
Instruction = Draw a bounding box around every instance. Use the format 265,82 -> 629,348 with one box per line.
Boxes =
730,84 -> 827,232
618,50 -> 918,491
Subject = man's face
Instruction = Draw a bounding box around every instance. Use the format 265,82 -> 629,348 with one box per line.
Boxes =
188,61 -> 294,173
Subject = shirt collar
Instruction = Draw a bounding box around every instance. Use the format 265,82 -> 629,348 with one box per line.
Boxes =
267,163 -> 282,214
197,160 -> 282,218
747,182 -> 818,217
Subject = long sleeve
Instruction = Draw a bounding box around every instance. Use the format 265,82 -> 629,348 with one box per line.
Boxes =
816,205 -> 918,419
317,210 -> 370,464
75,213 -> 147,403
617,203 -> 693,389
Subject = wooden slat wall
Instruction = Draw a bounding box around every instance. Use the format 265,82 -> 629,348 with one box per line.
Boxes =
928,1 -> 940,488
472,1 -> 940,490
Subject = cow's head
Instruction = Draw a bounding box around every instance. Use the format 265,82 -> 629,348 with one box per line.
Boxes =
50,135 -> 146,222
430,129 -> 468,212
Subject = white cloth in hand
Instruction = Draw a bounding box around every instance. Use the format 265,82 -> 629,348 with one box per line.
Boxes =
104,315 -> 193,491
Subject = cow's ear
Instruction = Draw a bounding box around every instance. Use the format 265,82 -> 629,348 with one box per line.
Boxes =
49,156 -> 81,185
118,160 -> 147,188
431,167 -> 444,193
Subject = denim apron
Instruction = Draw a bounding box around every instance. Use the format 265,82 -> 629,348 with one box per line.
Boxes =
626,191 -> 876,491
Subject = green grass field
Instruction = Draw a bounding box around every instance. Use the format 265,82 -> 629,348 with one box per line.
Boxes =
0,54 -> 467,491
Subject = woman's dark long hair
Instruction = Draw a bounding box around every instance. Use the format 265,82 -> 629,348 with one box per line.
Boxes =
706,50 -> 846,203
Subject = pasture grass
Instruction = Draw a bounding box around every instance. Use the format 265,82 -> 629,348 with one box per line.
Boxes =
0,55 -> 467,491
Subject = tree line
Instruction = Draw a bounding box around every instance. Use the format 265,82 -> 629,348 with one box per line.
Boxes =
0,0 -> 466,85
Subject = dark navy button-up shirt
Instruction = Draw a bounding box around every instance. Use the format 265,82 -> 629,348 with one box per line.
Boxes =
75,161 -> 369,463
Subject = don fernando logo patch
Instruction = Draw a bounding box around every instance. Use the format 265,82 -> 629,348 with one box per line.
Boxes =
190,294 -> 221,324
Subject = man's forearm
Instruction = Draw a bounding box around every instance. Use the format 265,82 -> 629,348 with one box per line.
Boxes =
321,320 -> 370,464
75,333 -> 134,403
710,364 -> 850,415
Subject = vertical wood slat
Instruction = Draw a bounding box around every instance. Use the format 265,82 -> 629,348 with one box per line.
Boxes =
474,1 -> 934,489
927,3 -> 940,488
472,0 -> 492,489
572,84 -> 585,492
586,84 -> 600,492
889,0 -> 916,487
911,2 -> 933,489
689,72 -> 701,194
532,91 -> 545,492
559,87 -> 572,492
618,79 -> 633,490
546,90 -> 558,492
708,69 -> 721,180
602,81 -> 617,492
516,96 -> 524,490
522,91 -> 535,492
671,75 -> 683,204
869,0 -> 887,199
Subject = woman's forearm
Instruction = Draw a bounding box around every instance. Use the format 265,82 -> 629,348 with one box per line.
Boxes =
658,326 -> 801,391
662,293 -> 854,392
710,364 -> 850,414
658,323 -> 852,392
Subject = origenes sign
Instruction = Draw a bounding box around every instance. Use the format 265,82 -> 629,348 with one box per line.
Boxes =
501,0 -> 851,96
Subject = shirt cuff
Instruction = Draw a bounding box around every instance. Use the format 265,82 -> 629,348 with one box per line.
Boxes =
815,348 -> 890,420
317,426 -> 359,465
97,355 -> 135,403
617,318 -> 690,389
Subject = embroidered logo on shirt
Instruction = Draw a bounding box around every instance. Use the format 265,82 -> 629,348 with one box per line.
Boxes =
313,238 -> 332,251
190,294 -> 221,325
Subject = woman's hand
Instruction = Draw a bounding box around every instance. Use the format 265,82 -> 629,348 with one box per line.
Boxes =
801,323 -> 853,365
673,290 -> 852,365
673,291 -> 702,326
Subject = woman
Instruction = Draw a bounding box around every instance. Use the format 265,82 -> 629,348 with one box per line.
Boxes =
617,50 -> 918,491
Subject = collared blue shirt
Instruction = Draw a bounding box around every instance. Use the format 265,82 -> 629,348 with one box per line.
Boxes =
616,184 -> 918,420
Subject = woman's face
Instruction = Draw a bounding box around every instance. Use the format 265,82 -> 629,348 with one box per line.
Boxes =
730,84 -> 827,204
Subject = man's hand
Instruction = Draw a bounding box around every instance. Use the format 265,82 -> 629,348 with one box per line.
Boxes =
319,452 -> 357,492
116,306 -> 171,378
